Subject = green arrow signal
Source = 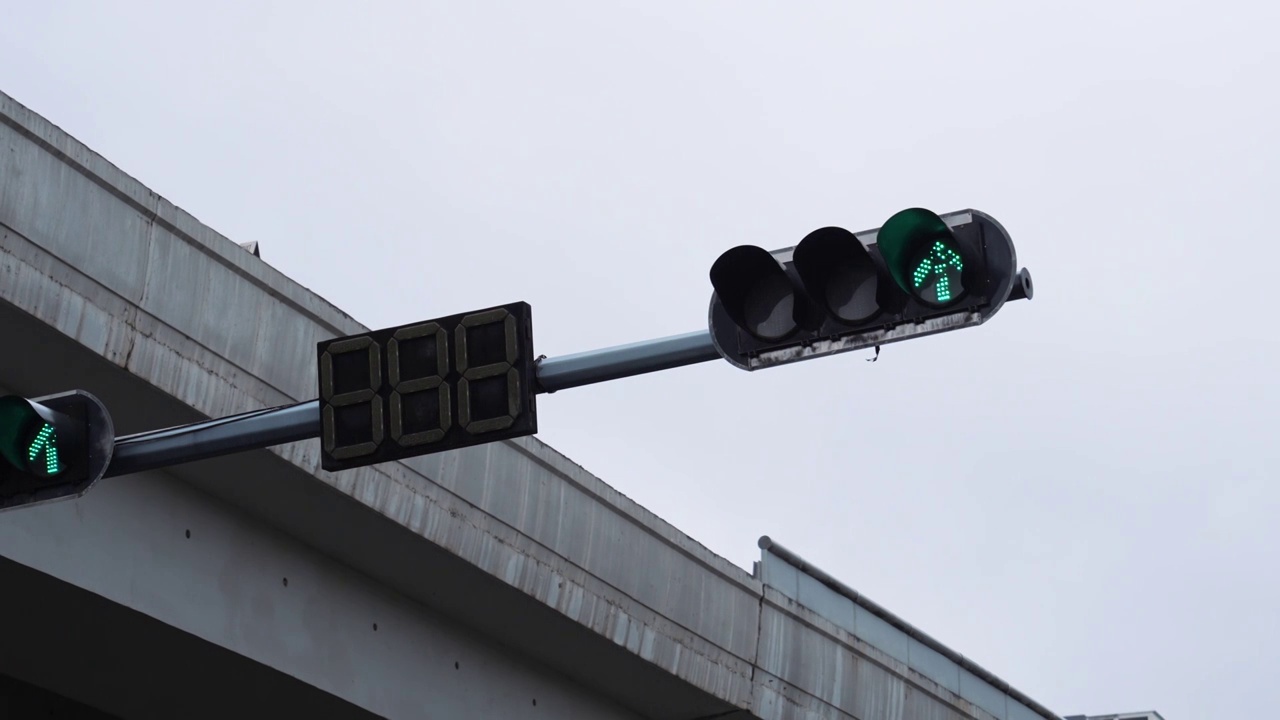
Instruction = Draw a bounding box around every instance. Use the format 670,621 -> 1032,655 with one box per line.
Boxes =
27,422 -> 61,476
911,240 -> 965,305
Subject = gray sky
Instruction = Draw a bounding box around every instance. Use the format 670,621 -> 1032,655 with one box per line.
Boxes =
3,2 -> 1277,717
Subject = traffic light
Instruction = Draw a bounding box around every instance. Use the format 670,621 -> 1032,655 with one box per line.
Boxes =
709,208 -> 1032,370
0,390 -> 115,512
318,302 -> 538,472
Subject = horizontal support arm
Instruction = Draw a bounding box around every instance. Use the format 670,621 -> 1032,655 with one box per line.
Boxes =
534,330 -> 719,393
105,330 -> 721,477
106,400 -> 321,478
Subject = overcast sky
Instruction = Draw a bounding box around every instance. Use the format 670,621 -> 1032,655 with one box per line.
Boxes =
3,2 -> 1278,718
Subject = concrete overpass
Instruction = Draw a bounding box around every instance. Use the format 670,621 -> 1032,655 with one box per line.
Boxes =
0,88 -> 1061,720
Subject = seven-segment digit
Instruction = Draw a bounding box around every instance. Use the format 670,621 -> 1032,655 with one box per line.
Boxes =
454,308 -> 521,434
319,335 -> 384,460
388,322 -> 452,446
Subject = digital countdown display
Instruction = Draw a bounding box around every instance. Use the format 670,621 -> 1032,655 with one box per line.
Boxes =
317,302 -> 537,472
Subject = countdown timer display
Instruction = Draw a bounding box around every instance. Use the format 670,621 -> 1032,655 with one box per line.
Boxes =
317,302 -> 537,472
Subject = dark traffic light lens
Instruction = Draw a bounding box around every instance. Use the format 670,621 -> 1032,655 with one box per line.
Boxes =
710,245 -> 801,342
742,274 -> 797,340
908,238 -> 966,306
822,263 -> 879,323
792,227 -> 882,325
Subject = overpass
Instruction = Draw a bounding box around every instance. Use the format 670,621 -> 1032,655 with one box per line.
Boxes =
0,88 -> 1061,720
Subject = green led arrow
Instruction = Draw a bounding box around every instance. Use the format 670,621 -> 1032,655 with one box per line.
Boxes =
0,394 -> 68,479
911,240 -> 965,305
27,422 -> 61,476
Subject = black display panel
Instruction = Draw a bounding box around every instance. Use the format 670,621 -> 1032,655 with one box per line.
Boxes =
318,302 -> 537,472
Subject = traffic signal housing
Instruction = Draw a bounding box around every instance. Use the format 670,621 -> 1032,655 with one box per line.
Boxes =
709,208 -> 1032,370
0,390 -> 115,512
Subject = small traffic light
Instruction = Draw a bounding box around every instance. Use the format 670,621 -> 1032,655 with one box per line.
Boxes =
317,302 -> 538,472
709,208 -> 1032,370
0,390 -> 115,512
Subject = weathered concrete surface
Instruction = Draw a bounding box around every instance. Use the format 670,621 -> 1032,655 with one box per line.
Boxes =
0,87 -> 1060,720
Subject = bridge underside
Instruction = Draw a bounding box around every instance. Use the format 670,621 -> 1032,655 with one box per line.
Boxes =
0,554 -> 376,719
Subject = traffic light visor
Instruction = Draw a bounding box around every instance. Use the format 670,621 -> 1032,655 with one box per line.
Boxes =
792,227 -> 881,324
710,245 -> 800,341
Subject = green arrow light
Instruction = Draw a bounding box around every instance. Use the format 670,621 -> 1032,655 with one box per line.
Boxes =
911,240 -> 965,305
877,209 -> 969,308
27,422 -> 61,476
0,397 -> 70,479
